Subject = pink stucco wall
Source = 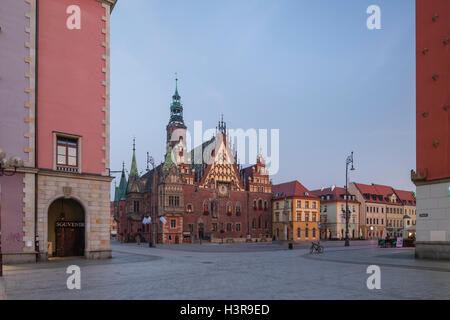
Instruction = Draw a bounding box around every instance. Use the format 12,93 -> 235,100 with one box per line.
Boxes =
37,0 -> 107,174
0,175 -> 25,253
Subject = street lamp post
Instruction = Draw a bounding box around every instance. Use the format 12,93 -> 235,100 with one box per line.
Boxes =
0,149 -> 25,277
345,152 -> 355,247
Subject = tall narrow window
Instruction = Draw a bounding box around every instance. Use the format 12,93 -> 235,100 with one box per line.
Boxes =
57,136 -> 78,167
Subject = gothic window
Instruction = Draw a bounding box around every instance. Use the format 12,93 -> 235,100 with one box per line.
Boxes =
227,202 -> 233,215
203,200 -> 209,213
253,200 -> 257,209
258,216 -> 262,229
258,199 -> 263,210
252,218 -> 256,229
264,201 -> 268,210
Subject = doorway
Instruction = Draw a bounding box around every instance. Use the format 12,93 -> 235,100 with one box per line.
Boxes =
198,223 -> 204,240
48,198 -> 85,258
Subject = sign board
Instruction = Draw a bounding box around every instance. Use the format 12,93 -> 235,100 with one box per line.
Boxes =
419,213 -> 428,218
56,221 -> 85,228
396,237 -> 404,248
159,217 -> 167,224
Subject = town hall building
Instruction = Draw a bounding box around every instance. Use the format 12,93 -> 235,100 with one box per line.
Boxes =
114,81 -> 273,244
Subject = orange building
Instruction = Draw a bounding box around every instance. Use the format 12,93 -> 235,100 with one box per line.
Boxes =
272,181 -> 320,241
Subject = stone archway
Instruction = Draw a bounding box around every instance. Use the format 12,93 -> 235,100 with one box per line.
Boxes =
47,197 -> 85,258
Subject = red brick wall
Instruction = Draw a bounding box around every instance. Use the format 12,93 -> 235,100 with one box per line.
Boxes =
416,0 -> 450,181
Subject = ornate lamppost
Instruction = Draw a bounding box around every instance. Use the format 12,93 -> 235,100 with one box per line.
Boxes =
345,152 -> 355,247
0,149 -> 25,277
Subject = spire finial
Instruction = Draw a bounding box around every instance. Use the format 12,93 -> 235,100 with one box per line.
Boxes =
133,137 -> 136,153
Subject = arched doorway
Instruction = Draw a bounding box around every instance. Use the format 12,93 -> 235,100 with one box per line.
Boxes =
48,198 -> 85,258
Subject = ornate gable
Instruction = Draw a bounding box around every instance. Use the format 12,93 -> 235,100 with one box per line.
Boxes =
199,133 -> 244,191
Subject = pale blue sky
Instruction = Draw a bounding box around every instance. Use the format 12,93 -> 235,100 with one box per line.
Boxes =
110,0 -> 415,193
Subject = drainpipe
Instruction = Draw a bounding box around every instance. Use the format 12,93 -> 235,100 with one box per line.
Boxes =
34,0 -> 40,263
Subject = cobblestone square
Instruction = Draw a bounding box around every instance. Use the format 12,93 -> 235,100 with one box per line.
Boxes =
1,240 -> 449,300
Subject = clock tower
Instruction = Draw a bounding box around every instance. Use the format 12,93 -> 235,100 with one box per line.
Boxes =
166,77 -> 187,165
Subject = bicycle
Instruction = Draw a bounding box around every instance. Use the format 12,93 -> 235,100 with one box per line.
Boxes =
310,241 -> 324,254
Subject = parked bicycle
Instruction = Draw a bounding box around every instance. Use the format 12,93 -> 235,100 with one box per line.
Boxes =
310,241 -> 324,254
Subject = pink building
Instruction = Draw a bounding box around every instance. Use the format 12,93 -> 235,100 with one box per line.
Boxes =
0,0 -> 117,263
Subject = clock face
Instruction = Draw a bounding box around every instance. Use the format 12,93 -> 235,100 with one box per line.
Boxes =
218,184 -> 228,196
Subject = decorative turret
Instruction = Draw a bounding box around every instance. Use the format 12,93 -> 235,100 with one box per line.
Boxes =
115,162 -> 128,201
127,138 -> 142,193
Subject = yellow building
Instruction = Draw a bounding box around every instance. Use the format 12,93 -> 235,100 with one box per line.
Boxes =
311,186 -> 360,240
272,181 -> 320,241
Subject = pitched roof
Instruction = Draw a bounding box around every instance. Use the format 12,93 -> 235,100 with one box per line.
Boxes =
353,183 -> 402,205
394,189 -> 416,205
272,181 -> 317,199
311,186 -> 359,203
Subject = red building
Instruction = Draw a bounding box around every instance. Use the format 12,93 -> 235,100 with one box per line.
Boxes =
114,83 -> 273,244
413,0 -> 450,259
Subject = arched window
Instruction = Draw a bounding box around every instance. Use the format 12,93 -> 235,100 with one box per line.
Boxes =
258,199 -> 263,210
312,228 -> 316,238
227,202 -> 232,216
252,218 -> 256,229
305,228 -> 309,238
253,200 -> 257,209
258,216 -> 262,229
203,200 -> 209,213
264,201 -> 268,210
297,228 -> 301,238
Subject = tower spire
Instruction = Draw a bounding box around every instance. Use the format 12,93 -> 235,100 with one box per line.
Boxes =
129,138 -> 138,178
169,74 -> 183,123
